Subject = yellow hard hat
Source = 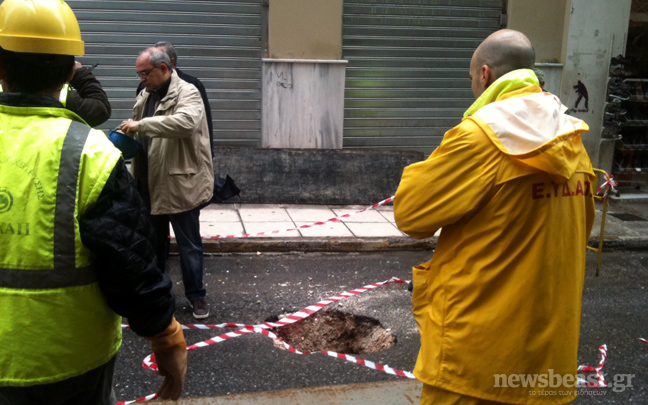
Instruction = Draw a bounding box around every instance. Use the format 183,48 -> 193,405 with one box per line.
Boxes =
0,0 -> 84,56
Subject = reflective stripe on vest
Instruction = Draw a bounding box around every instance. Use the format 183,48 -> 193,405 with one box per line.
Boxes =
0,121 -> 96,289
0,113 -> 122,387
0,83 -> 68,106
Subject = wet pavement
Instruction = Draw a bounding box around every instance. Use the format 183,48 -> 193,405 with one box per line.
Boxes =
112,190 -> 648,404
114,249 -> 648,404
115,251 -> 427,403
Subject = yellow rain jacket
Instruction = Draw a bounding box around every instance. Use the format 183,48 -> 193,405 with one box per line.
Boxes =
395,69 -> 596,404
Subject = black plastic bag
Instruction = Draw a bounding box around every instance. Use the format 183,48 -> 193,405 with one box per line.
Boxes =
211,175 -> 240,203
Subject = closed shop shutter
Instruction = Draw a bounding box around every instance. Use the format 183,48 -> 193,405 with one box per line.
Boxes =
343,0 -> 503,155
68,0 -> 263,148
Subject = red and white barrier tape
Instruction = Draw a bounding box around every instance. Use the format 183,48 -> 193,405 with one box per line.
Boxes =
577,344 -> 608,388
119,276 -> 409,404
118,276 -> 612,403
121,275 -> 408,333
118,393 -> 157,405
196,195 -> 395,239
596,172 -> 618,199
640,338 -> 647,344
148,276 -> 409,355
260,326 -> 415,379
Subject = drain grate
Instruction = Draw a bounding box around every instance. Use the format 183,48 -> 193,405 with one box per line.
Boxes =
608,212 -> 648,222
268,309 -> 396,354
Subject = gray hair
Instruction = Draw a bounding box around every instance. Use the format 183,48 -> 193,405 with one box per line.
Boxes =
154,41 -> 178,64
142,48 -> 171,69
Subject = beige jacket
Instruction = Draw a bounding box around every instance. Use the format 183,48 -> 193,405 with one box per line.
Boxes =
130,71 -> 214,214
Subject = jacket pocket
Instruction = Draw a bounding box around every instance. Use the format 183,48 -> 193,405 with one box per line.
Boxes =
167,139 -> 198,175
411,259 -> 433,319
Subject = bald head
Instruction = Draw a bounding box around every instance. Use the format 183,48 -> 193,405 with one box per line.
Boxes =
474,30 -> 535,79
469,29 -> 535,98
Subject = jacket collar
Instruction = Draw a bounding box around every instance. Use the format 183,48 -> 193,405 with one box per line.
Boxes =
0,92 -> 64,109
463,69 -> 540,118
136,70 -> 180,113
159,70 -> 180,105
0,92 -> 84,123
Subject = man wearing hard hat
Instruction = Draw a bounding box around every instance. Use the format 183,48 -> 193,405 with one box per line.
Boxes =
0,1 -> 187,403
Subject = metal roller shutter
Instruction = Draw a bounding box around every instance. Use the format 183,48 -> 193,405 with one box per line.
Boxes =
68,0 -> 263,147
343,0 -> 503,155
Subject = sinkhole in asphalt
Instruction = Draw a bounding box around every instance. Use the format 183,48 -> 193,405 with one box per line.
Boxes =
266,309 -> 396,354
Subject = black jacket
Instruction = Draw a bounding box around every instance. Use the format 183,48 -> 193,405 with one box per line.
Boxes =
80,158 -> 176,337
137,68 -> 213,157
67,66 -> 112,127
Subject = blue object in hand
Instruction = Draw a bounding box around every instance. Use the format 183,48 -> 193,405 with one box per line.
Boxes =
108,129 -> 142,160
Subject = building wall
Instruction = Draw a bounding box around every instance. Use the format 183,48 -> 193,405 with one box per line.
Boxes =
508,0 -> 631,169
560,0 -> 631,168
342,0 -> 503,155
268,0 -> 342,59
263,0 -> 346,148
262,60 -> 346,148
68,0 -> 263,147
507,1 -> 569,96
507,0 -> 569,63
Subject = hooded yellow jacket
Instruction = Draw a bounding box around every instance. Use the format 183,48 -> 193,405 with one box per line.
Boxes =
395,70 -> 595,404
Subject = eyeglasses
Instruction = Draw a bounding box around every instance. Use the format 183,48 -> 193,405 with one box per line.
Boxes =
136,67 -> 156,79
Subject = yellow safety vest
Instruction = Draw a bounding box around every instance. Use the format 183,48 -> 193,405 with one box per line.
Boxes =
0,103 -> 122,386
0,84 -> 69,106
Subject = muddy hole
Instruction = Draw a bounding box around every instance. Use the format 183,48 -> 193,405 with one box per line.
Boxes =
266,309 -> 396,354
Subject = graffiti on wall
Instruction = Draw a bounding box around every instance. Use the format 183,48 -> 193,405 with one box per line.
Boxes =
570,74 -> 589,113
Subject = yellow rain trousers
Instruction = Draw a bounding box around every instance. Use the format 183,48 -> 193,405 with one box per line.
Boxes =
395,69 -> 595,404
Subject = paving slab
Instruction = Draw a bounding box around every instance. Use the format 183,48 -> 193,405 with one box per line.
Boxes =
296,221 -> 354,237
331,208 -> 388,223
202,222 -> 244,237
286,207 -> 337,222
346,222 -> 405,237
243,222 -> 301,238
239,207 -> 292,222
200,207 -> 240,222
377,209 -> 397,223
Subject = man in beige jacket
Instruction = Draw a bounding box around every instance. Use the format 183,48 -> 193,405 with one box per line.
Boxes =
121,48 -> 214,319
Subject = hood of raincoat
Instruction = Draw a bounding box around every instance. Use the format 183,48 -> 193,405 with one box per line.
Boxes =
465,69 -> 589,184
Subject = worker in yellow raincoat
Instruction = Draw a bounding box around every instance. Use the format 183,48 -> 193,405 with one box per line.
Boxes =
394,30 -> 595,404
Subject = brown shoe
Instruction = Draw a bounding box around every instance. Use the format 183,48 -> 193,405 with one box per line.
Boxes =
191,299 -> 209,319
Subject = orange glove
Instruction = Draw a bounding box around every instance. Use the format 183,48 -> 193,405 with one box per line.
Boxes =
145,317 -> 187,400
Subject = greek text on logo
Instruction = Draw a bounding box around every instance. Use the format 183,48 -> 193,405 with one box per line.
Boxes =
494,370 -> 634,392
0,188 -> 13,213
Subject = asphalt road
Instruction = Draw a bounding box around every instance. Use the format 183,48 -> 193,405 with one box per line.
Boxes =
113,250 -> 648,404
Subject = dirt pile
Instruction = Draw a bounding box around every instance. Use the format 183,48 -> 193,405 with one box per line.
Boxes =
272,309 -> 396,354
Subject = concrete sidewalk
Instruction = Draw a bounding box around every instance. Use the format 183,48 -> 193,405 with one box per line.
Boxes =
174,196 -> 648,253
180,203 -> 437,253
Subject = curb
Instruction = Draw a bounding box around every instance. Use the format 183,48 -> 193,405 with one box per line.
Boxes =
171,237 -> 437,254
169,237 -> 648,254
588,236 -> 648,251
